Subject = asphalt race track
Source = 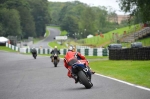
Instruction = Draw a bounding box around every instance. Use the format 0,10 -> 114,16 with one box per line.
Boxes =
30,27 -> 61,48
0,51 -> 150,99
0,28 -> 150,99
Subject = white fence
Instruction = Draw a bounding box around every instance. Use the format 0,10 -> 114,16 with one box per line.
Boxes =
5,43 -> 109,56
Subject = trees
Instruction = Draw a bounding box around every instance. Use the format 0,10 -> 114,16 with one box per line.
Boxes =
18,7 -> 36,38
27,0 -> 51,37
0,0 -> 36,38
0,8 -> 22,37
60,15 -> 78,38
118,0 -> 150,23
0,0 -> 51,39
49,1 -> 128,39
80,6 -> 96,37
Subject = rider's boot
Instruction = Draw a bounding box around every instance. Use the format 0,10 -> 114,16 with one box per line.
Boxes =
87,66 -> 95,74
57,57 -> 60,62
90,70 -> 95,74
51,58 -> 54,62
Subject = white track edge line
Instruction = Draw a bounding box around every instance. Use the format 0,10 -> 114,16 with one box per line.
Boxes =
40,57 -> 150,91
95,73 -> 150,91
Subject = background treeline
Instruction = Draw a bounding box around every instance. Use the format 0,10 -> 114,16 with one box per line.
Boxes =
0,0 -> 50,39
0,0 -> 140,40
48,1 -> 136,38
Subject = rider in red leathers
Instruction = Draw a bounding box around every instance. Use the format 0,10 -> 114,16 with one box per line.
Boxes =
64,45 -> 95,83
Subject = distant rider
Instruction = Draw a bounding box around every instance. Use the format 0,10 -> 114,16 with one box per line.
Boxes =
31,47 -> 37,57
64,45 -> 95,83
50,46 -> 60,62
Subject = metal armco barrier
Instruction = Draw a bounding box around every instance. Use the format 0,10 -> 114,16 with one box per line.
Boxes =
109,47 -> 150,60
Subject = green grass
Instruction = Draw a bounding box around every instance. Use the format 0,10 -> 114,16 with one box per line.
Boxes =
60,30 -> 67,36
0,46 -> 18,52
36,25 -> 145,48
48,41 -> 66,49
82,24 -> 142,47
138,37 -> 150,46
47,25 -> 142,48
90,60 -> 150,88
47,25 -> 150,49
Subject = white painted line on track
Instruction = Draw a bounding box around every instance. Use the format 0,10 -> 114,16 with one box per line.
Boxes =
95,73 -> 150,92
38,57 -> 150,91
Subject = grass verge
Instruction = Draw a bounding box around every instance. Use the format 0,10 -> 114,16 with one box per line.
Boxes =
48,41 -> 66,49
0,46 -> 18,52
90,60 -> 150,88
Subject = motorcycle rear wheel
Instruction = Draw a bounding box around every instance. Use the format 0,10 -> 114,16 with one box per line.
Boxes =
33,54 -> 36,59
54,59 -> 57,67
78,71 -> 93,89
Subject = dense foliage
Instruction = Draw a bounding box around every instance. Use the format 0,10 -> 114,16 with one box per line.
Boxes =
118,0 -> 150,23
48,1 -> 129,38
1,0 -> 143,40
0,0 -> 50,39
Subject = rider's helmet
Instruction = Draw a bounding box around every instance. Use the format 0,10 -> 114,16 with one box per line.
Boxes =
31,47 -> 36,53
32,46 -> 35,49
54,46 -> 57,49
68,45 -> 75,52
